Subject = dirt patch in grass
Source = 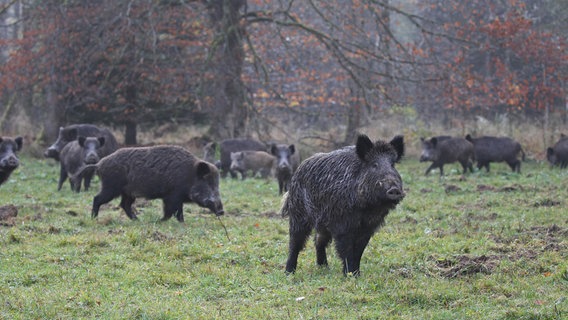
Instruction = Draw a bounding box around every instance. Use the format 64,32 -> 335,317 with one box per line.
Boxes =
261,211 -> 280,219
491,224 -> 567,252
151,231 -> 172,242
433,255 -> 500,278
434,225 -> 567,278
464,212 -> 499,221
533,199 -> 562,207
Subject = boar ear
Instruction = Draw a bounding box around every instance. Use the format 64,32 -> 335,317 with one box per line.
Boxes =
420,137 -> 425,142
431,137 -> 438,148
98,137 -> 105,147
355,134 -> 374,160
15,137 -> 23,151
465,134 -> 472,142
289,144 -> 295,155
78,136 -> 86,147
196,161 -> 211,179
561,133 -> 566,139
270,144 -> 278,156
64,128 -> 78,141
547,147 -> 554,156
389,135 -> 405,162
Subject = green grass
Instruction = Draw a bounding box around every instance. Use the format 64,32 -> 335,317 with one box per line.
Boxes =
1,156 -> 566,319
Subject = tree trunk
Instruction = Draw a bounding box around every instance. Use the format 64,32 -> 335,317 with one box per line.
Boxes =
203,0 -> 248,140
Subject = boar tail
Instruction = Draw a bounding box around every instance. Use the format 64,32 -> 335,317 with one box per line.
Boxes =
280,192 -> 290,217
70,164 -> 98,183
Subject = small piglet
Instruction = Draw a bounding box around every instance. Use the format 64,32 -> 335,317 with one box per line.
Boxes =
90,145 -> 224,222
282,134 -> 405,276
0,136 -> 23,186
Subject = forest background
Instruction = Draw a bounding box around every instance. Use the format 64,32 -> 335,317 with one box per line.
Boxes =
0,0 -> 566,157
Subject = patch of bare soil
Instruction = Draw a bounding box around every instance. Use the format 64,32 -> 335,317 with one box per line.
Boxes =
434,225 -> 567,278
533,199 -> 562,207
444,184 -> 462,194
476,184 -> 495,191
464,212 -> 499,221
262,211 -> 280,219
498,184 -> 523,192
151,231 -> 172,242
0,205 -> 17,226
433,255 -> 500,278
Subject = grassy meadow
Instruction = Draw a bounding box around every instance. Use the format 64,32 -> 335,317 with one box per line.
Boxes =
0,154 -> 566,319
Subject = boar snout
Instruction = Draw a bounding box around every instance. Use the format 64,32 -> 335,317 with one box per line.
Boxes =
1,156 -> 19,168
44,147 -> 58,159
208,200 -> 224,216
386,186 -> 405,201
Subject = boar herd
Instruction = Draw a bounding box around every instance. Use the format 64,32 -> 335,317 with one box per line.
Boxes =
1,124 -> 567,276
420,134 -> 530,176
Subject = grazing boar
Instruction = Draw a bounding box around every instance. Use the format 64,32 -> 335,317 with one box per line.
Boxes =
270,143 -> 300,194
282,134 -> 405,276
44,124 -> 118,161
465,135 -> 525,173
229,150 -> 275,179
0,136 -> 23,186
89,145 -> 224,222
58,136 -> 105,192
420,137 -> 474,176
546,134 -> 568,168
207,138 -> 266,178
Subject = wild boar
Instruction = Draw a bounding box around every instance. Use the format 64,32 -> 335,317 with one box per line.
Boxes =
0,136 -> 23,186
420,137 -> 474,176
58,136 -> 105,192
546,134 -> 568,168
282,134 -> 405,276
465,135 -> 525,173
44,124 -> 118,161
89,145 -> 224,222
206,138 -> 266,178
229,150 -> 275,179
270,143 -> 300,194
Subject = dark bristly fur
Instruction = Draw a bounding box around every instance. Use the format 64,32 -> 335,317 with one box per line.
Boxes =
546,134 -> 568,169
89,145 -> 224,222
270,143 -> 300,195
465,134 -> 525,173
58,136 -> 105,192
0,136 -> 23,186
44,124 -> 118,161
281,134 -> 405,276
420,137 -> 475,176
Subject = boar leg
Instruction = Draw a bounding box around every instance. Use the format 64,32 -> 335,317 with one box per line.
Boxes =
459,160 -> 470,174
424,163 -> 439,176
83,170 -> 95,191
161,197 -> 183,222
57,164 -> 67,191
507,159 -> 520,173
335,232 -> 372,276
315,229 -> 332,266
92,188 -> 120,218
285,224 -> 311,273
119,194 -> 137,220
